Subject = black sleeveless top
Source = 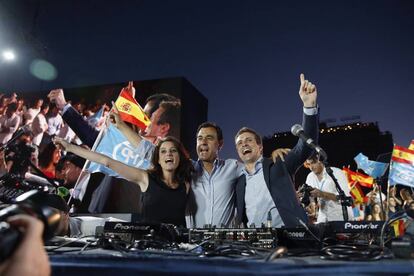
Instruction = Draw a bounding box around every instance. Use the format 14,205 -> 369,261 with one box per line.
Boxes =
141,174 -> 187,226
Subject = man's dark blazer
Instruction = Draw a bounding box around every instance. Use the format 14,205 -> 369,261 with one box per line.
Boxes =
235,112 -> 318,227
62,105 -> 142,213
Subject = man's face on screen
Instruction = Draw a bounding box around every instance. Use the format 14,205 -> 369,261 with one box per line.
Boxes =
144,106 -> 166,138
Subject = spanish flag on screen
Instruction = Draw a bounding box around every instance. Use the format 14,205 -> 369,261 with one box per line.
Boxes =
115,90 -> 151,130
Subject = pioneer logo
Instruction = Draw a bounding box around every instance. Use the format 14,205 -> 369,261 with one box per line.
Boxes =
287,231 -> 306,239
113,223 -> 148,231
344,222 -> 379,230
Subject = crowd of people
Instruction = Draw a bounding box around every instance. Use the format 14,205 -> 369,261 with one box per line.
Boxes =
0,73 -> 412,274
299,153 -> 414,224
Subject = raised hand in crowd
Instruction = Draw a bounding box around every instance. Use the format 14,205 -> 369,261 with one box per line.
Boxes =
299,73 -> 317,108
47,89 -> 67,111
0,215 -> 50,276
120,81 -> 135,98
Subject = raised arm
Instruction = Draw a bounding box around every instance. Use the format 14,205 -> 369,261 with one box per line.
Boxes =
53,137 -> 149,192
283,73 -> 319,174
48,89 -> 99,147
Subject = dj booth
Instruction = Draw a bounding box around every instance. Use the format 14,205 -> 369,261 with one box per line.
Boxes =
47,219 -> 414,275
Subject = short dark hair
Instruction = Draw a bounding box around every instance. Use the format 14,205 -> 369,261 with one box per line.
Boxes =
64,153 -> 86,168
146,93 -> 180,117
197,122 -> 223,142
41,100 -> 50,110
306,151 -> 320,162
235,127 -> 262,145
157,101 -> 181,138
6,102 -> 17,112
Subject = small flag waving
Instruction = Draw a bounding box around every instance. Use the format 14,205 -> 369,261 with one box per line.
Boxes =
391,145 -> 414,165
354,153 -> 388,179
389,145 -> 414,187
114,86 -> 151,130
87,105 -> 105,128
349,181 -> 368,204
391,219 -> 405,237
343,167 -> 375,188
86,123 -> 153,177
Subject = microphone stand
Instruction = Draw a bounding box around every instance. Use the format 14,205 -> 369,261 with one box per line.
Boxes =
321,155 -> 352,221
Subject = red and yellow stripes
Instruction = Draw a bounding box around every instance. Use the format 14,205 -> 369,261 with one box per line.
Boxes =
343,167 -> 374,188
115,90 -> 151,130
392,145 -> 414,165
391,219 -> 405,237
349,181 -> 367,204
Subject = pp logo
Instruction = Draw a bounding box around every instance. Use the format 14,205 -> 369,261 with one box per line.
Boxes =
113,141 -> 149,168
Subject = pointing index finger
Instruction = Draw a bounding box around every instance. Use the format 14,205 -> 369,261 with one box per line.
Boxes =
300,73 -> 305,84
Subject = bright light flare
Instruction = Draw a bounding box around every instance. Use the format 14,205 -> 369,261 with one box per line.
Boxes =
2,50 -> 16,61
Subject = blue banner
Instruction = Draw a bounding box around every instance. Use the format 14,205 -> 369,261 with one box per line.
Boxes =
389,162 -> 414,187
86,124 -> 153,177
354,152 -> 388,179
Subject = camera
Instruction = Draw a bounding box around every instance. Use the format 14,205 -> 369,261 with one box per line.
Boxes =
4,140 -> 36,176
298,183 -> 314,206
0,190 -> 62,262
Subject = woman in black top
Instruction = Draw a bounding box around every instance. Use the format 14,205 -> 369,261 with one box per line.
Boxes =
54,134 -> 193,226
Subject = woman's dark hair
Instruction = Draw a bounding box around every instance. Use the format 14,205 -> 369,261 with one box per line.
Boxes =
38,142 -> 58,168
148,136 -> 193,184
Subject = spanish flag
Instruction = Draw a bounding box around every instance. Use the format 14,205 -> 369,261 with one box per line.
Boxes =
391,219 -> 405,237
114,90 -> 151,130
342,167 -> 375,188
349,181 -> 367,204
392,145 -> 414,165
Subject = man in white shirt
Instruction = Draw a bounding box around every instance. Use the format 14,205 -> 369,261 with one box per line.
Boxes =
24,98 -> 43,126
305,154 -> 353,223
0,103 -> 21,145
47,103 -> 63,136
31,102 -> 49,146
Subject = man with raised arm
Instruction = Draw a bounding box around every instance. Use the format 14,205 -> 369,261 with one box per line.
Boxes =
234,73 -> 319,227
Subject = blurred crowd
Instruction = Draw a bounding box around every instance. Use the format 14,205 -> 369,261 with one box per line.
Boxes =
0,92 -> 109,184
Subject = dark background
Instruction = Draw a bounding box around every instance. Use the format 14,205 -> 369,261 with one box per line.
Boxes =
0,0 -> 413,159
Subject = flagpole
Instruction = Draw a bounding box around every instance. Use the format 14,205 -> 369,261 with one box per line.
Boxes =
67,113 -> 109,210
385,161 -> 393,221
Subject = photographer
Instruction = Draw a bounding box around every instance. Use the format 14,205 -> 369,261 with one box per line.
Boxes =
304,153 -> 353,223
0,214 -> 50,276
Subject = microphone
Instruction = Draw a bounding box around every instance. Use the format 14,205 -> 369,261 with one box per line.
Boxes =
291,124 -> 327,160
0,125 -> 31,151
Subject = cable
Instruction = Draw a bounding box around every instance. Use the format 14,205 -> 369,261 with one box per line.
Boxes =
46,235 -> 96,252
320,244 -> 392,261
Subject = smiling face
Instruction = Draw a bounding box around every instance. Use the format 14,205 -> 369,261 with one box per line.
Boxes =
235,131 -> 262,164
158,141 -> 180,172
196,127 -> 221,163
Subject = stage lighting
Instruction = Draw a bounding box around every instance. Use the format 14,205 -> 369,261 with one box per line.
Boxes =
2,50 -> 16,61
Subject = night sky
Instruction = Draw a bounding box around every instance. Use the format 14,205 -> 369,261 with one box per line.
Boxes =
1,0 -> 413,159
